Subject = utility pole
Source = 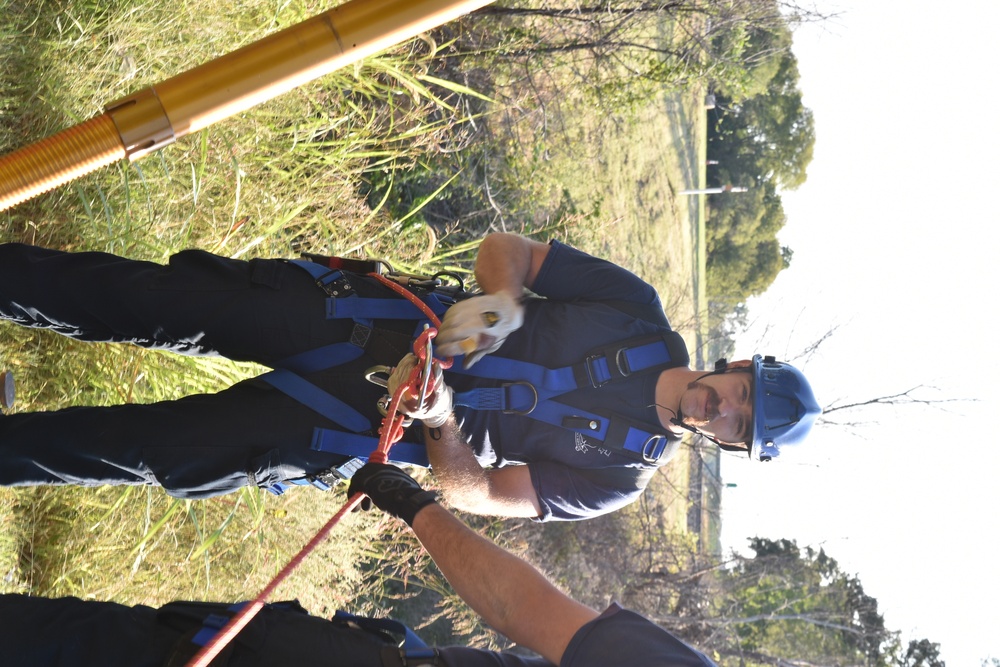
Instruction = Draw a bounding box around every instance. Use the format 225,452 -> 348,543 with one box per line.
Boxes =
680,185 -> 748,196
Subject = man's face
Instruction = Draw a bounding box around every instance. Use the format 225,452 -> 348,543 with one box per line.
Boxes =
678,370 -> 753,447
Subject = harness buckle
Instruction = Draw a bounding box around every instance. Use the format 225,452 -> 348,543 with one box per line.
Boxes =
501,381 -> 538,415
641,434 -> 668,464
319,274 -> 354,298
583,354 -> 610,388
331,457 -> 367,481
298,458 -> 370,490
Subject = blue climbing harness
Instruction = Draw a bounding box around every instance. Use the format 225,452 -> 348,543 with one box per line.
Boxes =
447,329 -> 687,464
260,258 -> 687,493
258,259 -> 454,494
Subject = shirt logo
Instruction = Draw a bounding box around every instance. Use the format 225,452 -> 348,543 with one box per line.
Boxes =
574,432 -> 596,453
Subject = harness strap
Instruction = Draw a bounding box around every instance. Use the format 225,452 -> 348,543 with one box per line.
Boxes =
289,259 -> 449,322
451,330 -> 687,395
327,294 -> 447,321
288,258 -> 344,286
606,415 -> 676,463
261,369 -> 371,433
450,380 -> 672,464
528,401 -> 674,464
271,259 -> 683,476
263,432 -> 430,496
333,610 -> 428,650
276,341 -> 366,375
449,331 -> 686,465
572,332 -> 683,388
311,429 -> 429,468
191,603 -> 248,647
257,261 -> 443,494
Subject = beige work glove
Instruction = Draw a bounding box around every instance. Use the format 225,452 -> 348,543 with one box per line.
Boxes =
436,291 -> 524,368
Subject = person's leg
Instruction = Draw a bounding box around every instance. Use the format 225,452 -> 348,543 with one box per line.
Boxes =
0,357 -> 401,497
0,594 -> 175,667
0,245 -> 425,495
0,243 -> 356,365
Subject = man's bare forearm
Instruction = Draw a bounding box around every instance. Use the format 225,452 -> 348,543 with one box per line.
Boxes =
473,233 -> 549,295
424,417 -> 489,507
423,416 -> 540,518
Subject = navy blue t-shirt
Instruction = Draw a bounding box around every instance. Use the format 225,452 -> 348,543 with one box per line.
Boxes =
443,240 -> 685,521
437,604 -> 717,667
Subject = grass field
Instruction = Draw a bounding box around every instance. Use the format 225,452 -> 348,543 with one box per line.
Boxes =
559,93 -> 706,536
0,0 -> 708,645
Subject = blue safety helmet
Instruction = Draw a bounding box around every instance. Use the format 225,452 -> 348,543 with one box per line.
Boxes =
749,354 -> 821,462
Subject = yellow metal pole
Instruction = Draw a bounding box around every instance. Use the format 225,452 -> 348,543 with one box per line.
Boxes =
0,0 -> 493,212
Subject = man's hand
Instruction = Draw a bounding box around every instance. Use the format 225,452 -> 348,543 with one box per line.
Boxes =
387,354 -> 453,427
346,463 -> 438,526
436,291 -> 524,368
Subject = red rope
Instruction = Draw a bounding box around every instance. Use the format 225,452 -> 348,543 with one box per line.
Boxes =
184,494 -> 366,666
185,274 -> 449,667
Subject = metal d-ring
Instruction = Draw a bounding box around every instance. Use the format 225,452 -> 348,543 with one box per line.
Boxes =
615,347 -> 632,377
501,381 -> 538,415
641,434 -> 667,464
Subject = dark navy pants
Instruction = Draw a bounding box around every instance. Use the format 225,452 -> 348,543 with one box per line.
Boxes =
0,594 -> 391,666
0,243 -> 412,498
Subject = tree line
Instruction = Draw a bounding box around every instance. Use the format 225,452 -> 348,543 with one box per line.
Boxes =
517,506 -> 947,667
706,18 -> 815,310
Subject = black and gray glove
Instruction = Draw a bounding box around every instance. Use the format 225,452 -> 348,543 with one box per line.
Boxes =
347,462 -> 438,526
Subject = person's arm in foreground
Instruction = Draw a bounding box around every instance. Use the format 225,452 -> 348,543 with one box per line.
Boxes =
348,464 -> 597,664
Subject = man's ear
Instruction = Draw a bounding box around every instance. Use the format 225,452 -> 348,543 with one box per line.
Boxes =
727,359 -> 753,370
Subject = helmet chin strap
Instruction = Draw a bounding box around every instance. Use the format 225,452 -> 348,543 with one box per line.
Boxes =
670,416 -> 750,454
669,416 -> 726,448
691,358 -> 728,385
659,399 -> 733,451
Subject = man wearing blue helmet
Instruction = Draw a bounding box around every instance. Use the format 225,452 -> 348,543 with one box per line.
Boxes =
0,233 -> 819,521
383,234 -> 822,518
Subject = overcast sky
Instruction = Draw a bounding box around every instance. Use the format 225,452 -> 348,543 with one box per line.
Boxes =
720,1 -> 1000,665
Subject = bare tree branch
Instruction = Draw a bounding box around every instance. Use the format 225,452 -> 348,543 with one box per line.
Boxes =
819,385 -> 974,426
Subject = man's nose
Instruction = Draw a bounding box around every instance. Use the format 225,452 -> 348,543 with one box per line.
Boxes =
717,394 -> 743,418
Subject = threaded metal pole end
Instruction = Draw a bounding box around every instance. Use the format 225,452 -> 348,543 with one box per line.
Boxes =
0,114 -> 126,211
